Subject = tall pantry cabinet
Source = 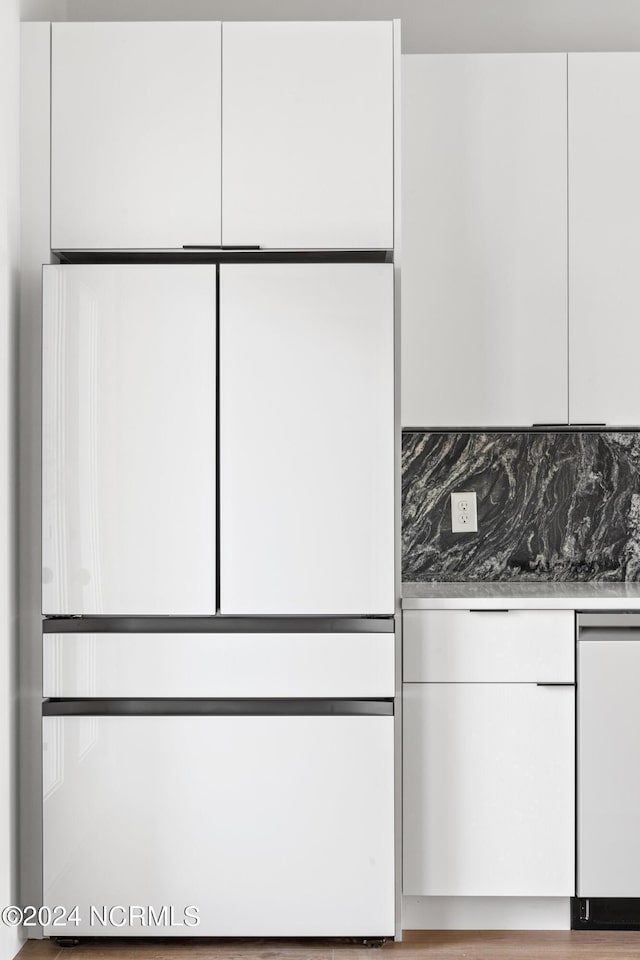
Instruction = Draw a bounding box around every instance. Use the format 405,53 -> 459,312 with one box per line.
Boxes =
29,18 -> 400,942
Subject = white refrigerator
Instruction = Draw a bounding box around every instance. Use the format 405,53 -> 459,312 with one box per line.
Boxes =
41,262 -> 396,937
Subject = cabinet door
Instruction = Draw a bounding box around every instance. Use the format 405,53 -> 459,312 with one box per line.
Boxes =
43,713 -> 395,936
569,54 -> 640,425
222,21 -> 394,249
403,682 -> 575,896
42,265 -> 216,615
51,22 -> 221,250
402,55 -> 568,427
219,264 -> 395,616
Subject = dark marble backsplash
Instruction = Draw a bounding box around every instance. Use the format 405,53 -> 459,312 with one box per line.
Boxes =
402,431 -> 640,582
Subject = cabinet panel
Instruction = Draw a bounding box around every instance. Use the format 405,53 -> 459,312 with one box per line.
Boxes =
404,609 -> 574,682
42,265 -> 217,615
43,714 -> 395,936
402,54 -> 568,427
569,54 -> 640,425
51,22 -> 221,249
222,21 -> 394,249
219,264 -> 395,616
403,682 -> 575,896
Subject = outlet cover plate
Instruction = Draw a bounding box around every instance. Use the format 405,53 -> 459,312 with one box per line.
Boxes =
451,491 -> 478,533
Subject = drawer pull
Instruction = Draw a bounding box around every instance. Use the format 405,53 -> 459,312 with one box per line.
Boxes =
182,244 -> 261,250
469,609 -> 510,613
536,682 -> 575,687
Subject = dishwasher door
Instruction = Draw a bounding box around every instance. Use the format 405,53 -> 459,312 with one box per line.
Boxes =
42,701 -> 395,937
578,613 -> 640,897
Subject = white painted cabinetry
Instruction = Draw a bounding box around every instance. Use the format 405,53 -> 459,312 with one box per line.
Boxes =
402,54 -> 568,427
51,22 -> 222,250
51,21 -> 395,251
222,21 -> 394,249
568,53 -> 640,425
403,610 -> 575,896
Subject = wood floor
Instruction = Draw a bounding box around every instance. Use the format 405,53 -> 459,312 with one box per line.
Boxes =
16,931 -> 640,960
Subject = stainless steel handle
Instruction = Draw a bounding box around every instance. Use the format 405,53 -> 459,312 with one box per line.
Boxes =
43,699 -> 394,717
578,613 -> 640,629
42,615 -> 394,634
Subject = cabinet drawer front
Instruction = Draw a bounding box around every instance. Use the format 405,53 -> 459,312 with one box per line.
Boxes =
43,632 -> 395,699
404,610 -> 574,682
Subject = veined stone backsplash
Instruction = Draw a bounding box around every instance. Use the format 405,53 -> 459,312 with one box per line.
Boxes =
403,431 -> 640,582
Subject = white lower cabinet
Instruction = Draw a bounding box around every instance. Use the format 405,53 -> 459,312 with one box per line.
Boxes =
403,610 -> 575,898
43,712 -> 395,936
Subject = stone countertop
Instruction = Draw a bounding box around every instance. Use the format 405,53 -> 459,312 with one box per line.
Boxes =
402,581 -> 640,610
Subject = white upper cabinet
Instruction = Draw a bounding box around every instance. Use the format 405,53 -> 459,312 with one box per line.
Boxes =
42,265 -> 217,616
219,264 -> 395,616
51,22 -> 222,250
50,21 -> 394,252
568,54 -> 640,425
402,54 -> 568,427
221,21 -> 394,249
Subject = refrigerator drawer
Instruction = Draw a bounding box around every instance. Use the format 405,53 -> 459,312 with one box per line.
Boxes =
43,630 -> 395,699
43,711 -> 395,936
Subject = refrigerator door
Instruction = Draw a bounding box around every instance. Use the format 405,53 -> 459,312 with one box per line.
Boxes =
43,711 -> 395,936
42,265 -> 216,615
219,263 -> 395,616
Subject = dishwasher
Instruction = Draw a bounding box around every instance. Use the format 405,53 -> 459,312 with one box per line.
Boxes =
575,613 -> 640,929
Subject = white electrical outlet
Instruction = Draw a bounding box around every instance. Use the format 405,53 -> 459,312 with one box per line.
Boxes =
451,491 -> 478,533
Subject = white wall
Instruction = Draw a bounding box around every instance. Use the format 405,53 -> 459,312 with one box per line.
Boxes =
21,0 -> 640,52
0,0 -> 22,957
